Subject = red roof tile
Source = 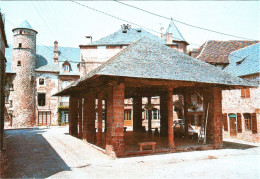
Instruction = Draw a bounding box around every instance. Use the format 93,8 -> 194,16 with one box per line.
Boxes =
191,40 -> 259,64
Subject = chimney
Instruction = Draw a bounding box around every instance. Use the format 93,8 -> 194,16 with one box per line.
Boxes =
166,33 -> 172,44
54,41 -> 59,63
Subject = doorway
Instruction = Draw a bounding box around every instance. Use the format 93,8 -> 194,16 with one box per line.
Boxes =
229,114 -> 237,136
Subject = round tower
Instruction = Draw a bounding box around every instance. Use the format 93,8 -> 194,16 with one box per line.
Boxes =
11,20 -> 38,127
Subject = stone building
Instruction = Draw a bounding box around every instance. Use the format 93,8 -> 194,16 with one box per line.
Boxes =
5,20 -> 80,127
55,37 -> 253,157
190,41 -> 260,142
0,11 -> 8,150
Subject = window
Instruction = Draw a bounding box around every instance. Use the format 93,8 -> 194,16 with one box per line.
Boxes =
237,113 -> 242,133
19,30 -> 22,34
17,61 -> 21,66
244,113 -> 252,131
38,111 -> 51,125
38,93 -> 46,106
64,64 -> 70,72
19,43 -> 22,48
9,100 -> 13,108
39,78 -> 45,85
241,88 -> 250,98
152,109 -> 159,120
252,113 -> 257,134
124,110 -> 131,121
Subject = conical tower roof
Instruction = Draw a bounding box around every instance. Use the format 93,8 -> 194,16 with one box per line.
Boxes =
12,20 -> 38,33
166,20 -> 185,42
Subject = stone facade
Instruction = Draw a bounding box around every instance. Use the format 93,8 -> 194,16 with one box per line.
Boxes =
222,74 -> 260,142
0,11 -> 8,150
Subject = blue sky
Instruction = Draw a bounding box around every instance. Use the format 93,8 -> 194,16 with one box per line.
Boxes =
0,1 -> 259,50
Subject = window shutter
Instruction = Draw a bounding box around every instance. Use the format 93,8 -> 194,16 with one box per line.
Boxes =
237,113 -> 242,133
252,113 -> 257,134
245,88 -> 250,98
223,113 -> 228,131
241,89 -> 245,98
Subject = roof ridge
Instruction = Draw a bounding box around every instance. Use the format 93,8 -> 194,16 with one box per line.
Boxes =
196,40 -> 209,59
229,42 -> 260,56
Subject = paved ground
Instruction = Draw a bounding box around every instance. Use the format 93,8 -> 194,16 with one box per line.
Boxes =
1,126 -> 259,178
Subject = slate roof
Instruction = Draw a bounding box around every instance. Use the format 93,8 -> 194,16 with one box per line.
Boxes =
224,43 -> 260,77
5,44 -> 80,75
12,20 -> 37,33
165,20 -> 186,42
192,40 -> 259,64
87,28 -> 164,46
58,37 -> 254,95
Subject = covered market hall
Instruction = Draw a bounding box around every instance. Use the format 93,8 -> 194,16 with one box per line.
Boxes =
54,37 -> 254,157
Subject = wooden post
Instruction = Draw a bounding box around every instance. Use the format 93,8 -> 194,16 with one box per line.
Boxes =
133,96 -> 142,132
183,91 -> 189,138
167,88 -> 174,148
78,97 -> 83,139
69,95 -> 78,137
160,93 -> 168,136
97,91 -> 103,146
148,96 -> 152,133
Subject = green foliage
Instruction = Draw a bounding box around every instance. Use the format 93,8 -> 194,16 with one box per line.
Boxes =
57,106 -> 69,126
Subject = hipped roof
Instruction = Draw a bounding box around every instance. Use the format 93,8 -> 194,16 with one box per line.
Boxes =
55,37 -> 255,96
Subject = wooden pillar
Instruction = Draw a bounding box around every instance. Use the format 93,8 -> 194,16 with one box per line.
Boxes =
160,93 -> 168,136
204,87 -> 223,147
148,96 -> 152,133
133,96 -> 142,132
82,92 -> 96,144
78,97 -> 83,139
97,92 -> 103,146
82,97 -> 87,140
167,88 -> 174,148
106,83 -> 125,157
69,95 -> 78,137
183,91 -> 189,138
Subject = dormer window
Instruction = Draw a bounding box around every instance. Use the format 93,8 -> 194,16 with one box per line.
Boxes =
19,43 -> 22,48
63,61 -> 71,72
64,64 -> 70,72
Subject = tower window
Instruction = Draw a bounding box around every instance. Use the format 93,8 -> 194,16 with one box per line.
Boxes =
17,61 -> 21,66
39,78 -> 45,85
19,43 -> 22,48
19,30 -> 22,34
38,93 -> 46,106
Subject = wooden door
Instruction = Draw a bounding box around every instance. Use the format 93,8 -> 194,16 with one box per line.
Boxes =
230,117 -> 237,136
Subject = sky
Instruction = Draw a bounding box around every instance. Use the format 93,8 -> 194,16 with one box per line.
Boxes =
0,1 -> 259,50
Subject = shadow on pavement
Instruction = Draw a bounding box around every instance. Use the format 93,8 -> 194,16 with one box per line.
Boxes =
2,128 -> 71,178
223,141 -> 258,150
